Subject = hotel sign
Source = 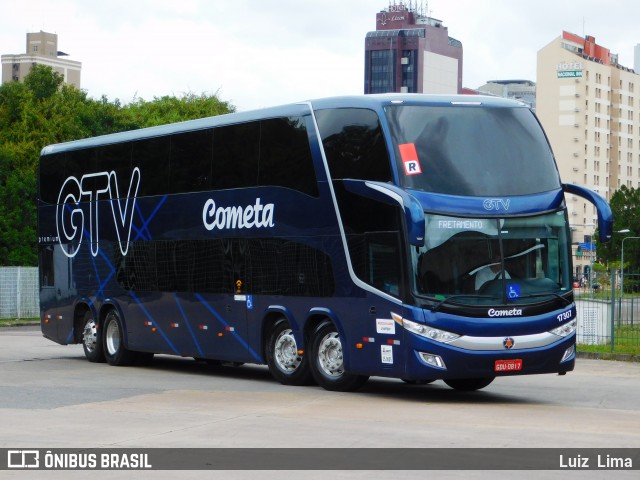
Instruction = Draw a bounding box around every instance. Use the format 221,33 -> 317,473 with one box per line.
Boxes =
377,4 -> 411,28
557,61 -> 584,78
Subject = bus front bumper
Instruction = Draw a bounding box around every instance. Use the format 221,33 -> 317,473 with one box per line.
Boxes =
403,333 -> 576,381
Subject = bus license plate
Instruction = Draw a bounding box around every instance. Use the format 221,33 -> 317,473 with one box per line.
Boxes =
494,359 -> 523,372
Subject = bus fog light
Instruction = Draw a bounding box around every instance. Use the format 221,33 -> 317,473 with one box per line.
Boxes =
419,352 -> 447,370
560,345 -> 575,363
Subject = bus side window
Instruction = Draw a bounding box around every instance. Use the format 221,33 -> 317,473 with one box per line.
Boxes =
315,108 -> 393,182
212,122 -> 260,190
258,116 -> 319,197
170,129 -> 213,194
333,183 -> 403,297
133,137 -> 170,197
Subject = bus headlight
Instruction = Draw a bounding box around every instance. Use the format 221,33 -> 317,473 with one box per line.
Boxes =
549,319 -> 577,337
403,318 -> 460,344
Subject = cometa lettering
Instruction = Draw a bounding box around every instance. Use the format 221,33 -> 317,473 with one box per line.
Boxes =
488,308 -> 523,317
203,197 -> 275,231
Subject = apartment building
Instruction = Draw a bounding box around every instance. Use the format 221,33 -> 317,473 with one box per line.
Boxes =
537,31 -> 639,277
1,31 -> 81,87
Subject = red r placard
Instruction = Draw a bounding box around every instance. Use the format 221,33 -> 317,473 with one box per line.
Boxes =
399,143 -> 422,175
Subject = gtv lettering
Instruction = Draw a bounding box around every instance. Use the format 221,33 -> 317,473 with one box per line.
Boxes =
56,168 -> 141,258
483,198 -> 511,211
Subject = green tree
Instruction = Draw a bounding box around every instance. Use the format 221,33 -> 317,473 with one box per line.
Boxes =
23,64 -> 64,100
123,91 -> 235,127
596,185 -> 640,270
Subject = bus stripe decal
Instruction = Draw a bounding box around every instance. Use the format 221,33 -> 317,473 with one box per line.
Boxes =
129,291 -> 179,355
194,293 -> 262,362
174,293 -> 204,358
131,195 -> 167,241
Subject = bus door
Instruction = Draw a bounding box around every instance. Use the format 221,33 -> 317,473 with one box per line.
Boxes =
39,244 -> 75,343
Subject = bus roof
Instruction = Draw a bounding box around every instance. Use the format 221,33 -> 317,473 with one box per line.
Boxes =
40,94 -> 528,156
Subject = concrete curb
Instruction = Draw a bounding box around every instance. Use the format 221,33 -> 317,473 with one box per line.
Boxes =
576,351 -> 639,363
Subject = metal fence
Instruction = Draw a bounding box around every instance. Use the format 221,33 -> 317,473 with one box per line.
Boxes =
0,267 -> 39,319
575,269 -> 640,353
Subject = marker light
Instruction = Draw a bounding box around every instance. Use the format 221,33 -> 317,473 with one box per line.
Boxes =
549,320 -> 577,337
402,318 -> 460,344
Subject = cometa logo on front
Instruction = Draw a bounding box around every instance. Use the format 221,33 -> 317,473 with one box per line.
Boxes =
488,308 -> 523,317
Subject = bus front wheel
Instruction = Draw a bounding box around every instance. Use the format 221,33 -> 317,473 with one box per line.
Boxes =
103,310 -> 136,366
309,320 -> 368,392
443,377 -> 495,391
265,319 -> 312,386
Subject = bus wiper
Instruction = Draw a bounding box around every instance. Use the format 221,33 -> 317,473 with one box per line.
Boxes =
430,294 -> 494,312
512,292 -> 572,306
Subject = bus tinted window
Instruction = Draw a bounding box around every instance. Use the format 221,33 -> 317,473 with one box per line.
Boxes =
315,108 -> 392,182
385,105 -> 561,196
100,143 -> 132,193
115,238 -> 334,296
39,152 -> 67,203
133,137 -> 170,197
259,117 -> 318,196
212,122 -> 260,190
333,182 -> 403,297
170,129 -> 213,194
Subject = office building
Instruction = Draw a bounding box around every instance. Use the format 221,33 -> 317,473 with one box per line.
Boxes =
364,1 -> 463,94
1,31 -> 81,87
477,79 -> 536,110
536,31 -> 640,277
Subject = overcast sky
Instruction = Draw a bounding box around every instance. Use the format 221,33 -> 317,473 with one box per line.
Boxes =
1,0 -> 639,111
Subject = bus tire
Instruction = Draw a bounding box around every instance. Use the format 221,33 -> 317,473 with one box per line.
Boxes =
265,318 -> 313,386
309,320 -> 368,392
81,310 -> 105,363
103,310 -> 136,366
443,377 -> 495,391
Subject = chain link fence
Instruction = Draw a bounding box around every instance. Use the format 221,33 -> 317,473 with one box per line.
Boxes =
575,268 -> 640,355
0,267 -> 39,319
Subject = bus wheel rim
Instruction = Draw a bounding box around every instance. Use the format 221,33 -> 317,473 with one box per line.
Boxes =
105,318 -> 120,355
82,318 -> 98,352
274,328 -> 301,373
317,332 -> 343,378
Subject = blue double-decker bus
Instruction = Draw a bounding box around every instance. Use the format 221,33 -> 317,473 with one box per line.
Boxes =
38,94 -> 612,391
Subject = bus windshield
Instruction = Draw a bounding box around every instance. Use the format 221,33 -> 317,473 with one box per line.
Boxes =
385,104 -> 561,196
413,210 -> 571,305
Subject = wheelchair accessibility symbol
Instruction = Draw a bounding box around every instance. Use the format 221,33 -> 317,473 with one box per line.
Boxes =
507,284 -> 521,299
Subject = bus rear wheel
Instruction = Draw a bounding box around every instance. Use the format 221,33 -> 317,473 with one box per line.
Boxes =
443,377 -> 495,391
81,310 -> 105,363
309,320 -> 368,392
265,319 -> 312,386
103,310 -> 136,366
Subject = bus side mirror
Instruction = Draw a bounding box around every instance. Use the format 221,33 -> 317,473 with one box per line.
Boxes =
562,183 -> 613,243
342,180 -> 425,247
